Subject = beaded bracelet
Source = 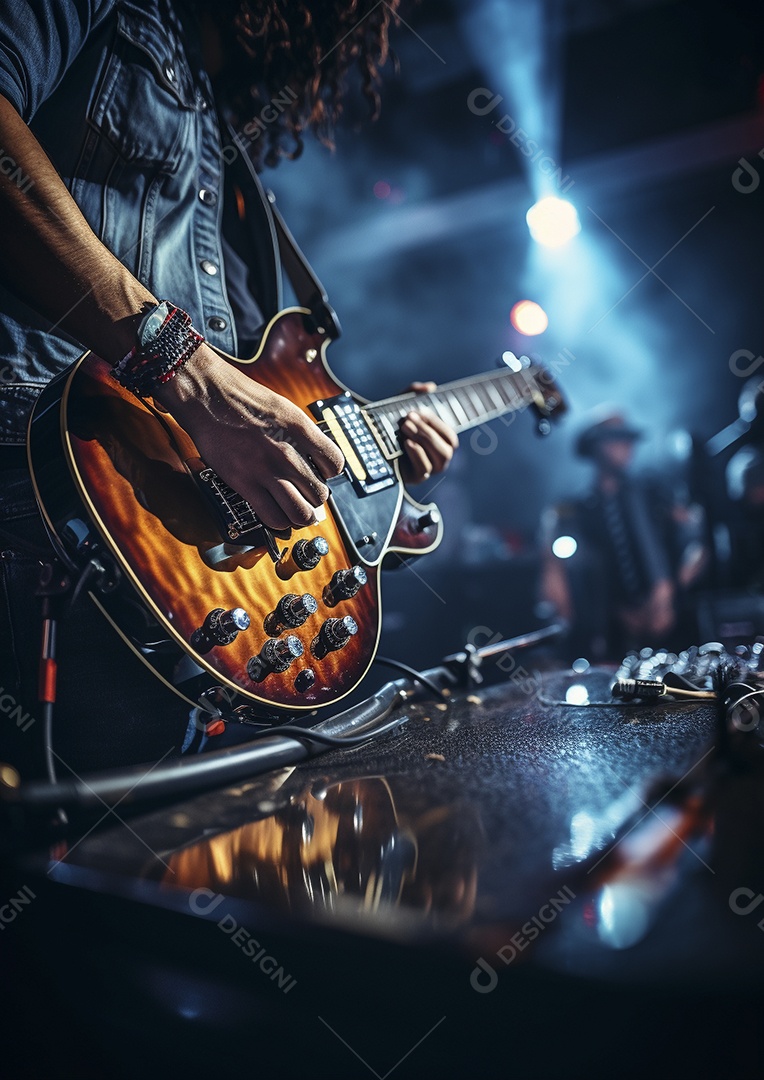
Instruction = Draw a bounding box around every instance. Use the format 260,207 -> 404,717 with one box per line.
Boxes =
111,304 -> 204,397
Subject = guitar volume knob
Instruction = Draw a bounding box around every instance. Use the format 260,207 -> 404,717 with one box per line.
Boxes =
326,565 -> 367,603
265,593 -> 318,635
312,616 -> 358,659
247,635 -> 304,682
277,593 -> 318,627
191,607 -> 250,651
416,509 -> 441,533
292,536 -> 330,570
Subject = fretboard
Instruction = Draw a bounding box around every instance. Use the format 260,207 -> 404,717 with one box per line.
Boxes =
366,366 -> 543,443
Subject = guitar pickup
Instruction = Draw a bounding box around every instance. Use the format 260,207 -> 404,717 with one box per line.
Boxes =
309,393 -> 395,496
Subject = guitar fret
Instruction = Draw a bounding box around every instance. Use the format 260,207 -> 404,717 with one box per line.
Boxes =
473,381 -> 496,415
493,377 -> 515,408
412,395 -> 447,423
517,368 -> 538,404
507,380 -> 525,409
463,384 -> 484,418
449,388 -> 475,423
510,374 -> 534,412
445,391 -> 469,426
482,379 -> 505,412
366,363 -> 556,438
367,410 -> 399,454
426,399 -> 451,424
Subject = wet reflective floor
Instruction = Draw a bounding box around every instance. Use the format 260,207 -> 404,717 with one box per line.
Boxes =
11,666 -> 764,1078
48,668 -> 762,971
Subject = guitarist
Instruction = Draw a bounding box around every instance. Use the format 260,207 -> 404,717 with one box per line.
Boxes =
0,0 -> 458,775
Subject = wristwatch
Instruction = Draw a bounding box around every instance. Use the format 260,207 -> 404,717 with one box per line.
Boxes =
112,300 -> 204,396
137,300 -> 173,347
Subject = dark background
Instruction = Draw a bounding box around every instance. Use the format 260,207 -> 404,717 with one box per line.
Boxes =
262,0 -> 764,669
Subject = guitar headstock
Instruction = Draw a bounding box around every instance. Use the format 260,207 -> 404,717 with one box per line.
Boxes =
498,350 -> 567,431
524,362 -> 568,432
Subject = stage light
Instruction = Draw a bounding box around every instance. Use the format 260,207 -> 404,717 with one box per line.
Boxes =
552,535 -> 577,559
510,299 -> 548,336
526,197 -> 580,248
373,180 -> 391,199
668,429 -> 692,460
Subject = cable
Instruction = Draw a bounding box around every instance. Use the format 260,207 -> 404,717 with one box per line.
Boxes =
243,714 -> 407,748
373,655 -> 447,699
722,681 -> 764,698
721,682 -> 764,714
612,677 -> 717,701
68,559 -> 100,610
38,591 -> 68,826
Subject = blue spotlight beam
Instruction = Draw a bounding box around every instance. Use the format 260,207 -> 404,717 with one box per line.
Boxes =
460,0 -> 566,199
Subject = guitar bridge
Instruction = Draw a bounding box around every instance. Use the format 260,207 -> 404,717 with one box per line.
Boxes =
189,462 -> 289,559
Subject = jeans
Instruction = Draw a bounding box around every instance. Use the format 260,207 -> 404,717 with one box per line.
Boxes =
0,465 -> 191,779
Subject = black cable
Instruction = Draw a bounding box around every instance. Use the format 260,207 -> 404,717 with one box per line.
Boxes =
39,595 -> 68,826
3,680 -> 411,813
243,714 -> 407,748
42,702 -> 56,784
67,559 -> 100,610
373,655 -> 447,699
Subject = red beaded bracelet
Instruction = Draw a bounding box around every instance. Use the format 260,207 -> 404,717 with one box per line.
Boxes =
111,304 -> 204,396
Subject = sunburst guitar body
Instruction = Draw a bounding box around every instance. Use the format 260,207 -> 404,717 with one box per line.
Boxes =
28,307 -> 565,722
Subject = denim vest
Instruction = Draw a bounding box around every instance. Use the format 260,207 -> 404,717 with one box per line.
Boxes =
0,0 -> 282,447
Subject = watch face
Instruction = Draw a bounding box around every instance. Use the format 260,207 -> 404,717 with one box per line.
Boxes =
139,301 -> 171,346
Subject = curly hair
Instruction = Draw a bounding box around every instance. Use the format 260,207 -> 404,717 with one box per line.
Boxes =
199,1 -> 404,166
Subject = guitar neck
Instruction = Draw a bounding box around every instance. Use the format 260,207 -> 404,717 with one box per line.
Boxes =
367,366 -> 544,436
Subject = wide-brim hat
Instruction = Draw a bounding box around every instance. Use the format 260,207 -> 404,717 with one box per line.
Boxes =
575,410 -> 643,458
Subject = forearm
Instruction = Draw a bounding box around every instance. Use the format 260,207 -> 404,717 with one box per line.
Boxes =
0,94 -> 155,364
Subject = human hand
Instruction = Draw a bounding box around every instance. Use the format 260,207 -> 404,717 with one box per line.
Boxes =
398,381 -> 459,485
153,344 -> 344,530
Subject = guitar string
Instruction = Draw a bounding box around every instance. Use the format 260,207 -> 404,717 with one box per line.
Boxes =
164,369 -> 544,533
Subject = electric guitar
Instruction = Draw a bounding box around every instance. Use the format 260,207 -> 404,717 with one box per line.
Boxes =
28,307 -> 565,722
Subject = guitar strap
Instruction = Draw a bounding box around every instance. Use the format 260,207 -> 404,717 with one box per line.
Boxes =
265,187 -> 343,341
223,116 -> 342,340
